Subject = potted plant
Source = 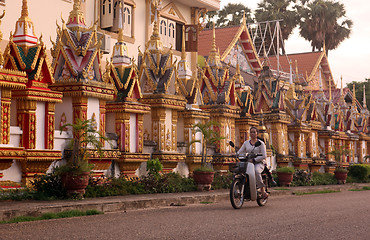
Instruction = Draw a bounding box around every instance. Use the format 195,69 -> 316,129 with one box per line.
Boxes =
329,145 -> 350,184
190,121 -> 224,190
58,118 -> 108,198
276,166 -> 295,186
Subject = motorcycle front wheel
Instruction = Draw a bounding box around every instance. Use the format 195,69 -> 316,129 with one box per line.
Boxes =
230,179 -> 244,209
257,191 -> 268,206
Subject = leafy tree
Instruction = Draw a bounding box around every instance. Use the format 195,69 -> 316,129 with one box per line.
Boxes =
190,121 -> 225,167
255,0 -> 300,49
347,79 -> 370,111
298,0 -> 353,54
204,3 -> 253,29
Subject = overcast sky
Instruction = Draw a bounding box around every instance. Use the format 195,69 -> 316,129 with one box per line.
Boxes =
220,0 -> 370,86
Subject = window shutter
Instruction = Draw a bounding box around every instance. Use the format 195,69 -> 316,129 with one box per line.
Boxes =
101,0 -> 113,29
185,25 -> 198,52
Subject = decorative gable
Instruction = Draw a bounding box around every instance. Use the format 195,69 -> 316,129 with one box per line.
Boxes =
160,2 -> 186,23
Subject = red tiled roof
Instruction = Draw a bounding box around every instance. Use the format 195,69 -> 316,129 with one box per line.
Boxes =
198,26 -> 240,57
265,52 -> 322,78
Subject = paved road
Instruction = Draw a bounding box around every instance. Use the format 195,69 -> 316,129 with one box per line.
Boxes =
1,190 -> 369,240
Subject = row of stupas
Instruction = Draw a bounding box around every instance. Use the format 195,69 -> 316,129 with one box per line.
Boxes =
0,0 -> 368,187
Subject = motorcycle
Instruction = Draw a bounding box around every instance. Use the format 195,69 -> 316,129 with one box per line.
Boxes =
229,141 -> 269,209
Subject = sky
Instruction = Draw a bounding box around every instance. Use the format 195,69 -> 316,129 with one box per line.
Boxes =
220,0 -> 370,86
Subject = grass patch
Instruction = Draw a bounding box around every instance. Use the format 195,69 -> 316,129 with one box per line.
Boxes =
294,190 -> 340,195
273,188 -> 290,191
200,201 -> 213,204
349,186 -> 370,191
0,209 -> 102,224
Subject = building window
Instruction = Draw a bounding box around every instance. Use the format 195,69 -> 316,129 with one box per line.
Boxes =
159,17 -> 182,51
100,0 -> 133,38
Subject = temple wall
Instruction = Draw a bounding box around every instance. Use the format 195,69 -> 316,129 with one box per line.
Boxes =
55,97 -> 73,129
87,98 -> 100,130
129,113 -> 137,152
35,102 -> 46,149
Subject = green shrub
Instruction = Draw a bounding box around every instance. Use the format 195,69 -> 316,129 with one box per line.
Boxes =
0,189 -> 33,201
291,170 -> 312,186
348,164 -> 370,182
311,172 -> 337,185
140,172 -> 196,193
147,158 -> 163,177
30,173 -> 67,200
193,166 -> 214,172
211,172 -> 232,190
85,176 -> 145,198
276,166 -> 295,174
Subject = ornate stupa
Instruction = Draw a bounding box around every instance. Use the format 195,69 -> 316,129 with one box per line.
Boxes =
104,3 -> 150,178
50,0 -> 119,177
2,0 -> 63,185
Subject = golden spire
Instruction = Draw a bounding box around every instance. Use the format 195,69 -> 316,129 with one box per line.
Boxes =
117,2 -> 124,43
0,10 -> 4,66
352,83 -> 356,107
147,0 -> 163,51
329,77 -> 332,101
295,60 -> 299,81
181,25 -> 186,60
21,0 -> 29,19
13,0 -> 37,46
207,22 -> 221,66
340,76 -> 343,95
67,0 -> 86,29
363,85 -> 367,108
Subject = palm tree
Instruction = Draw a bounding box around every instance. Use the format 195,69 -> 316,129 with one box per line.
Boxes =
190,121 -> 225,167
298,0 -> 353,54
329,145 -> 350,170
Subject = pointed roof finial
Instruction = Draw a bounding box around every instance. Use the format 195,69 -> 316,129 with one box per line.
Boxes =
117,2 -> 124,43
181,25 -> 186,60
21,0 -> 29,18
323,40 -> 326,53
13,0 -> 37,46
329,77 -> 332,101
340,75 -> 343,95
67,0 -> 86,29
211,22 -> 217,53
352,83 -> 356,106
207,22 -> 221,66
242,12 -> 246,26
289,60 -> 293,84
363,85 -> 367,108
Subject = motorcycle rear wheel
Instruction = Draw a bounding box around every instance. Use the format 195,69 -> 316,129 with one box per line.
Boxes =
230,179 -> 244,209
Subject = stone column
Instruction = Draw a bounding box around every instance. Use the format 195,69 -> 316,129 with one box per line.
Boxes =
99,99 -> 106,144
171,110 -> 177,152
152,108 -> 166,152
17,100 -> 36,149
45,102 -> 55,149
137,114 -> 144,153
0,88 -> 11,144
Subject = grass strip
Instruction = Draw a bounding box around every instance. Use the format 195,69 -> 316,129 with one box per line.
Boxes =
273,188 -> 290,191
349,186 -> 370,191
200,201 -> 213,204
0,209 -> 102,224
294,190 -> 340,196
